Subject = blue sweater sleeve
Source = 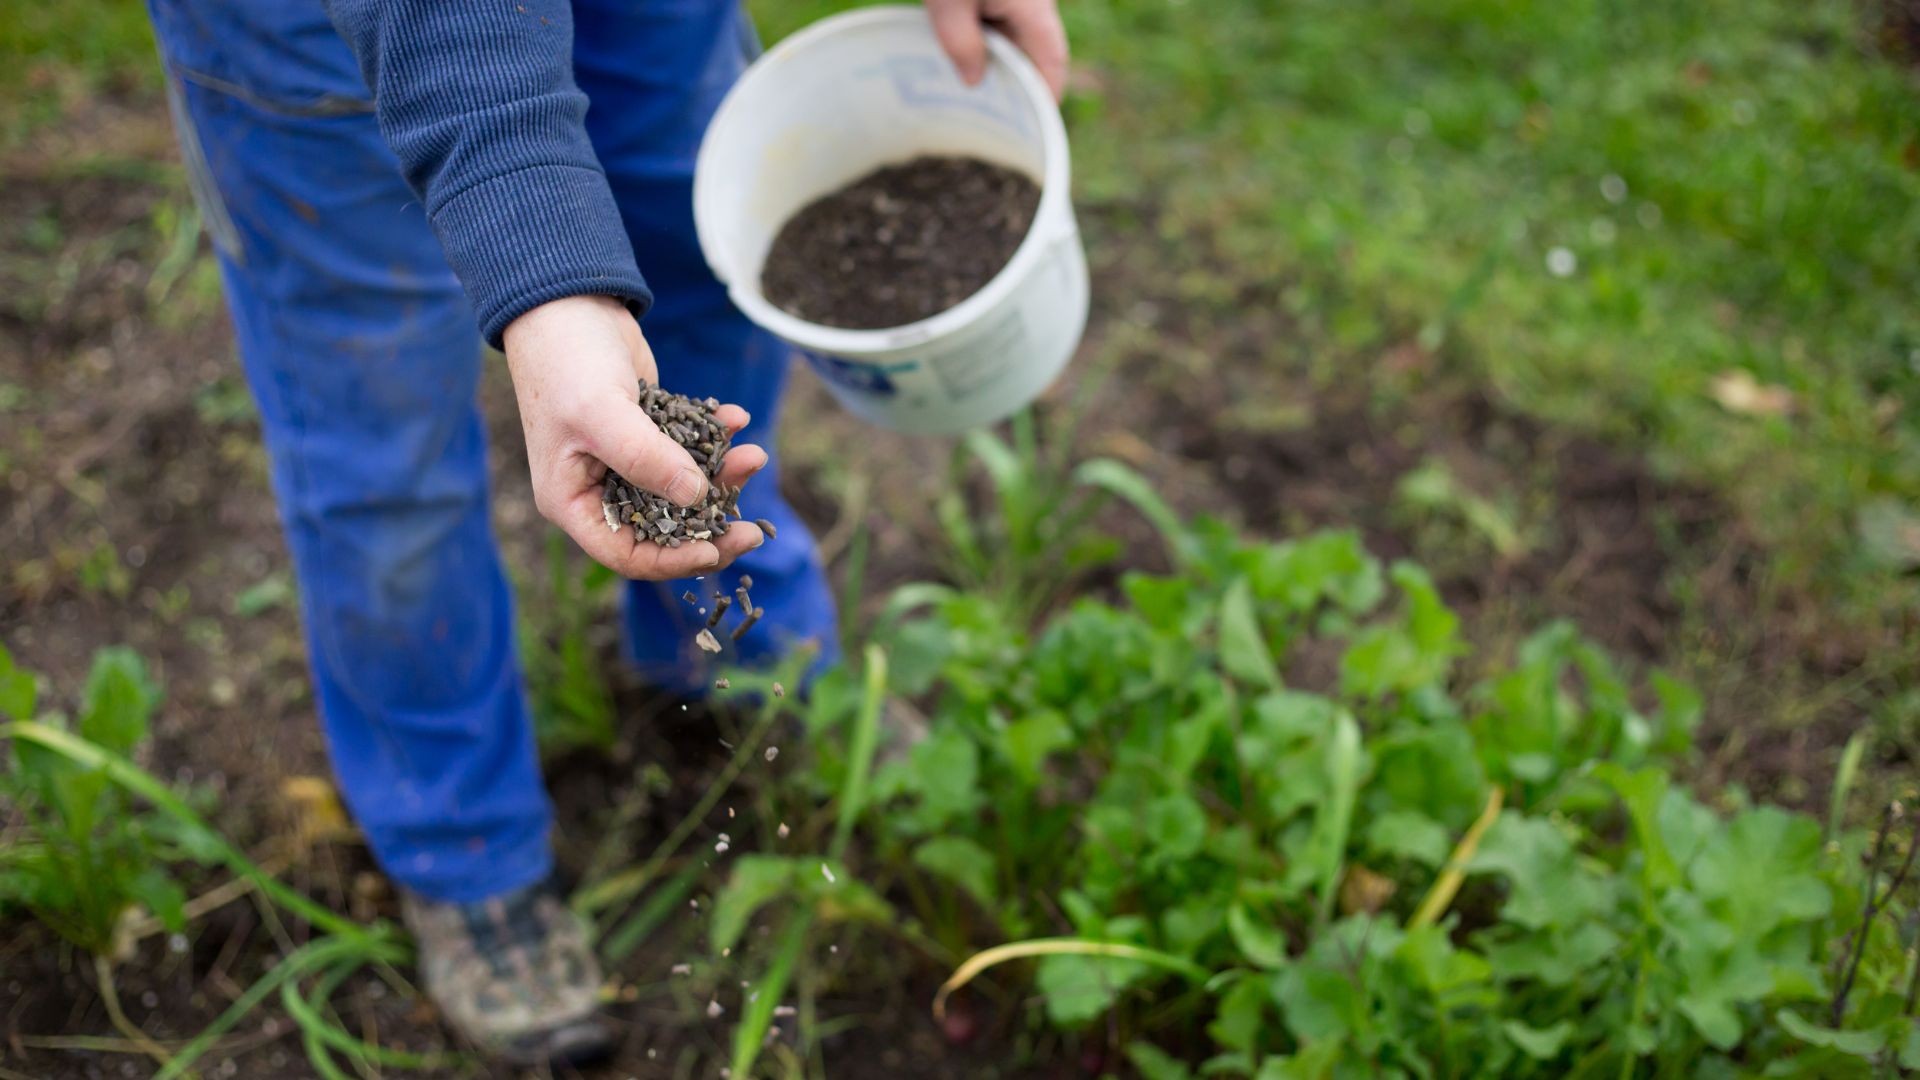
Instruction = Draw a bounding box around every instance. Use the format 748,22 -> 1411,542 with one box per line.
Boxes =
323,0 -> 652,348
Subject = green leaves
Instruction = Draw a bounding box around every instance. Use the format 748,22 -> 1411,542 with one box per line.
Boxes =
1218,578 -> 1280,689
1340,563 -> 1460,699
1001,709 -> 1072,785
0,643 -> 36,720
80,647 -> 160,755
1127,1042 -> 1196,1080
1036,950 -> 1152,1026
709,855 -> 801,956
1271,964 -> 1368,1043
914,837 -> 997,907
842,513 -> 1904,1075
1688,807 -> 1830,934
1227,903 -> 1288,969
1468,814 -> 1613,930
1501,1019 -> 1573,1060
1145,793 -> 1209,862
879,725 -> 982,834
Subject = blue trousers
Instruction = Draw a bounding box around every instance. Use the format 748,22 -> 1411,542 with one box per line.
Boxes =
147,0 -> 837,902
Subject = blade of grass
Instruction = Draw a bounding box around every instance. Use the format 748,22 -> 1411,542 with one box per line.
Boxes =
282,959 -> 464,1072
1409,786 -> 1506,930
934,939 -> 1210,1022
728,644 -> 889,1078
874,582 -> 957,629
303,1028 -> 354,1080
1827,732 -> 1866,842
575,688 -> 786,920
1074,458 -> 1195,569
1314,712 -> 1363,928
155,935 -> 403,1080
830,645 -> 888,861
968,425 -> 1037,560
601,858 -> 706,964
728,910 -> 815,1079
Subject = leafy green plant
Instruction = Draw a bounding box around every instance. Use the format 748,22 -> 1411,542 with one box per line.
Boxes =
0,643 -> 191,959
931,409 -> 1187,626
786,502 -> 1917,1075
0,643 -> 450,1078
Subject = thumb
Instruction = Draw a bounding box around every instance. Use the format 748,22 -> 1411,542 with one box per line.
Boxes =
582,394 -> 709,507
927,0 -> 988,85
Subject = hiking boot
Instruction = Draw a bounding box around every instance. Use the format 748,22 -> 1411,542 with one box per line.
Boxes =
401,878 -> 614,1067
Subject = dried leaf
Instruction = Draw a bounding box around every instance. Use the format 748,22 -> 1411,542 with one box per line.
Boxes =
1708,370 -> 1794,417
280,775 -> 356,845
1338,864 -> 1397,915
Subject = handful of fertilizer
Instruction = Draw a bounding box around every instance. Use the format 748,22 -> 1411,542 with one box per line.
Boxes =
600,385 -> 742,547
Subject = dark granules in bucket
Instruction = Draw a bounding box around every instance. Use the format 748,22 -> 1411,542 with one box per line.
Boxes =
760,155 -> 1040,330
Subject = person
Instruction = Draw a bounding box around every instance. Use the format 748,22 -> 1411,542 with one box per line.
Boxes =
141,0 -> 1068,1065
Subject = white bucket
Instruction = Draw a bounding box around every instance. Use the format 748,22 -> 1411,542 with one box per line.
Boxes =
693,5 -> 1089,435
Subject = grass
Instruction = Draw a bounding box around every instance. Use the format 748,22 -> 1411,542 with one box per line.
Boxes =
0,0 -> 157,143
767,0 -> 1920,615
1098,0 -> 1918,599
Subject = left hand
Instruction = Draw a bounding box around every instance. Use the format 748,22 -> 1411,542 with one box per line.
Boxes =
925,0 -> 1070,101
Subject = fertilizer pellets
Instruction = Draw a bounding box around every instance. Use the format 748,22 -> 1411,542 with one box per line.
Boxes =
599,385 -> 741,547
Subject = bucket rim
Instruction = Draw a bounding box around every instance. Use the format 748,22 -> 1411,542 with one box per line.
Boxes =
693,3 -> 1075,357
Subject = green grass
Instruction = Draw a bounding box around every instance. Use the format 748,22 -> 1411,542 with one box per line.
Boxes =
766,0 -> 1920,616
0,0 -> 157,141
1084,0 -> 1919,600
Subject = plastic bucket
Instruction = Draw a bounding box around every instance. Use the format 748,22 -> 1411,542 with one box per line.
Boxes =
693,5 -> 1089,435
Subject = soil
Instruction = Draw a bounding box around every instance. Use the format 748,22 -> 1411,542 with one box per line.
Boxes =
1,92 -> 1909,1079
760,156 -> 1040,330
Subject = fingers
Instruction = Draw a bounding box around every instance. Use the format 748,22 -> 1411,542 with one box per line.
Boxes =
560,491 -> 767,581
581,393 -> 708,507
927,0 -> 988,85
715,442 -> 769,489
996,0 -> 1069,100
714,403 -> 750,435
556,489 -> 720,579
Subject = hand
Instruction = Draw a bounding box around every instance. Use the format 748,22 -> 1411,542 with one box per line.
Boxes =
502,295 -> 767,579
925,0 -> 1070,101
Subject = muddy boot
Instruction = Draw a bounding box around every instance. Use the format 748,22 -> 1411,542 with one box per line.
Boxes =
401,878 -> 614,1067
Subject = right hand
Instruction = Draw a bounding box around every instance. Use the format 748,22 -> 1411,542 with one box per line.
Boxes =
502,295 -> 767,579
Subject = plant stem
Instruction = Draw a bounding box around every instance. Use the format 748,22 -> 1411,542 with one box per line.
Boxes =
575,690 -> 785,920
92,954 -> 172,1070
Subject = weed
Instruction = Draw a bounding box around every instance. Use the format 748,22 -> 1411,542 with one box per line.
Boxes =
781,497 -> 1917,1074
0,644 -> 189,960
0,644 -> 442,1078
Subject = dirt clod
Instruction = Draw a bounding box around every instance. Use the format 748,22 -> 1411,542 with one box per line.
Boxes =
760,156 -> 1040,329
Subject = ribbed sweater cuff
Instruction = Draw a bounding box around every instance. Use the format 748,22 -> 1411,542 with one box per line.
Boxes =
432,163 -> 653,349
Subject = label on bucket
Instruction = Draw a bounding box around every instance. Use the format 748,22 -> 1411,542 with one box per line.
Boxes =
924,307 -> 1028,401
801,352 -> 919,399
